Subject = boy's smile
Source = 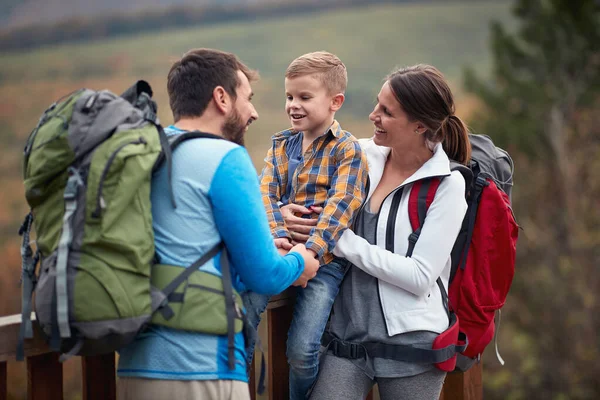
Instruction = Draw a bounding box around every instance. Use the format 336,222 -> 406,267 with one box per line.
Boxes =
284,74 -> 338,139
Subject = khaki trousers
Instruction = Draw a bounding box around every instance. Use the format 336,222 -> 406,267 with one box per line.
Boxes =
117,377 -> 251,400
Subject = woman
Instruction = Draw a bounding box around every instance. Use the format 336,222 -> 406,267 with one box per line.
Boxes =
283,64 -> 470,399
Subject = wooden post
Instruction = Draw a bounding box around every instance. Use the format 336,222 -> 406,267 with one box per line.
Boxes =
27,352 -> 63,400
0,361 -> 6,400
440,363 -> 483,400
82,353 -> 116,400
267,302 -> 294,399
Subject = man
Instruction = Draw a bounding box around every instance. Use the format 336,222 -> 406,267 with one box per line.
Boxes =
116,48 -> 319,400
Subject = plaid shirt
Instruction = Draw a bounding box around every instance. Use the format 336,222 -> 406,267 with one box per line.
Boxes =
259,120 -> 368,263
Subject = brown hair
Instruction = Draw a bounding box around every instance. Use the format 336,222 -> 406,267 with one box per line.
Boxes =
285,51 -> 347,95
386,64 -> 471,165
167,48 -> 259,122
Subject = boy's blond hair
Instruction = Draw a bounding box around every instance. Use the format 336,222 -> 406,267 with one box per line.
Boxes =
285,51 -> 347,95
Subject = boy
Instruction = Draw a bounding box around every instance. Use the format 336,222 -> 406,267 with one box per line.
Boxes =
243,51 -> 368,400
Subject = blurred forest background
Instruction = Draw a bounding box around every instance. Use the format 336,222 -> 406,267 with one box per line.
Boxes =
0,0 -> 598,399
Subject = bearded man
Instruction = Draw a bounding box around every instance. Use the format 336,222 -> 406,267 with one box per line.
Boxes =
116,48 -> 319,400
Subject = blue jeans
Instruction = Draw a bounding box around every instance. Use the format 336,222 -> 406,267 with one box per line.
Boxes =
242,257 -> 349,400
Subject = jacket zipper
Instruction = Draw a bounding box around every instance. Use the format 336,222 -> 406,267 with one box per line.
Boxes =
92,137 -> 147,218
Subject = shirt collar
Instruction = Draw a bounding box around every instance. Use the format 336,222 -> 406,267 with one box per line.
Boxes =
273,119 -> 342,141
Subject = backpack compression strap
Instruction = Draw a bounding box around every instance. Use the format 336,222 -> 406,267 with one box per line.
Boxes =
152,242 -> 225,318
17,212 -> 39,361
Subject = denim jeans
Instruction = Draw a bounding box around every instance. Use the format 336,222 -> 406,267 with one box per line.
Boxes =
242,257 -> 348,400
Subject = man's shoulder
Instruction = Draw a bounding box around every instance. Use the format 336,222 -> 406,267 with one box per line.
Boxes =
166,132 -> 246,176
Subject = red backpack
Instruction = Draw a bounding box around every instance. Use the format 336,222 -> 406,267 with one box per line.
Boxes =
409,134 -> 519,371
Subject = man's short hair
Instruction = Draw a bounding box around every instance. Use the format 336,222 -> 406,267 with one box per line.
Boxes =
285,51 -> 347,95
167,48 -> 259,122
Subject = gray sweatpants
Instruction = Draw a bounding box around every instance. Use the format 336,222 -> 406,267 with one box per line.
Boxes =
309,354 -> 446,400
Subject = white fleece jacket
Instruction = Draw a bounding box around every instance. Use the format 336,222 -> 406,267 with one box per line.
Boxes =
333,138 -> 467,336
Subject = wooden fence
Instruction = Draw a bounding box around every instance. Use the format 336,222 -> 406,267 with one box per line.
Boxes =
0,291 -> 482,400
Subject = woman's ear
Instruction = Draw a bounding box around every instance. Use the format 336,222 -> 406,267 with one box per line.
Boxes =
414,123 -> 427,135
212,86 -> 230,115
330,93 -> 345,112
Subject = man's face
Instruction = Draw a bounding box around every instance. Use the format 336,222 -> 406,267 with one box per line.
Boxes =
222,70 -> 258,146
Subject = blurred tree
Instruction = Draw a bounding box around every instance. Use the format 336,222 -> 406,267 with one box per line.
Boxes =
464,0 -> 600,399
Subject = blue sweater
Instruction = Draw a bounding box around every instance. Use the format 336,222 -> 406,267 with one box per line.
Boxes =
117,126 -> 304,381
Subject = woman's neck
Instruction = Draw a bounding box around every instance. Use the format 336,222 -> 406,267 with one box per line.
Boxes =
388,143 -> 434,174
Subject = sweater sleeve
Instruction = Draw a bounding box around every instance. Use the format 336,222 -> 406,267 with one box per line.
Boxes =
333,171 -> 467,296
209,146 -> 303,295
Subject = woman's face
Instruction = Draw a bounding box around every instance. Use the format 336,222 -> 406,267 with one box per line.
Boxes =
369,81 -> 423,149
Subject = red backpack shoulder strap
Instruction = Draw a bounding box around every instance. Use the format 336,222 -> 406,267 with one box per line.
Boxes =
406,177 -> 443,258
408,177 -> 443,232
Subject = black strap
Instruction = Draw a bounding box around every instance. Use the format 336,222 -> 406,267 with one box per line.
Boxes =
437,278 -> 450,319
385,188 -> 403,252
323,332 -> 465,364
155,123 -> 177,208
168,131 -> 225,152
457,175 -> 488,271
219,250 -> 237,370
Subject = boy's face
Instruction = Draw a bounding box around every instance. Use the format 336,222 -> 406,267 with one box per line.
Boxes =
285,74 -> 337,138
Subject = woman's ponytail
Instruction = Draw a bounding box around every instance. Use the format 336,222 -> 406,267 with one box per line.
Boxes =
440,115 -> 471,165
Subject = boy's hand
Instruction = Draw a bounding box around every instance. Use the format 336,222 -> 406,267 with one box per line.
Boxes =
281,204 -> 322,244
274,238 -> 292,255
289,243 -> 320,288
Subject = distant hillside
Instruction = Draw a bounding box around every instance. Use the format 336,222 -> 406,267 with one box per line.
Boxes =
0,0 -> 439,30
0,0 -> 249,29
0,0 -> 456,52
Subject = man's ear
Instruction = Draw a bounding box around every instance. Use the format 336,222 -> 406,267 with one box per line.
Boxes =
212,86 -> 230,115
330,93 -> 345,112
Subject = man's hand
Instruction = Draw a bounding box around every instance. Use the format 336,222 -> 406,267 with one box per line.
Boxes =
274,237 -> 292,256
281,204 -> 323,245
289,243 -> 319,288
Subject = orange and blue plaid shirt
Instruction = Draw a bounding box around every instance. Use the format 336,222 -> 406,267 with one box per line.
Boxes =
259,120 -> 368,263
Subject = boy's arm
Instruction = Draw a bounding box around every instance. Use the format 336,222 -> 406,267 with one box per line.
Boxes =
259,145 -> 291,240
305,140 -> 368,259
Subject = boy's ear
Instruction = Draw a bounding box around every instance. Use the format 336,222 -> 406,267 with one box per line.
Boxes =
330,93 -> 345,112
212,86 -> 230,115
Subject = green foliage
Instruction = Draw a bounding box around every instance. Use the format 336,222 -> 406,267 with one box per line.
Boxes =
464,0 -> 600,158
464,1 -> 600,399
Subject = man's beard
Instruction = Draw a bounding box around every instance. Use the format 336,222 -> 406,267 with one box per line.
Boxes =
222,108 -> 247,146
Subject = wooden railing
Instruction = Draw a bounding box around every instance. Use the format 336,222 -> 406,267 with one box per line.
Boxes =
0,291 -> 482,400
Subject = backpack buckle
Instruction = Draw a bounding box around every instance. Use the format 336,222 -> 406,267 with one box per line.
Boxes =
349,343 -> 359,359
408,232 -> 420,244
475,176 -> 489,188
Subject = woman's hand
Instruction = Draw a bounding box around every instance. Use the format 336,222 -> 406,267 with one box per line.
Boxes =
281,204 -> 323,244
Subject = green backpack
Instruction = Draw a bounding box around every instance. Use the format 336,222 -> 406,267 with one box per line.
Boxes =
18,81 -> 244,368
